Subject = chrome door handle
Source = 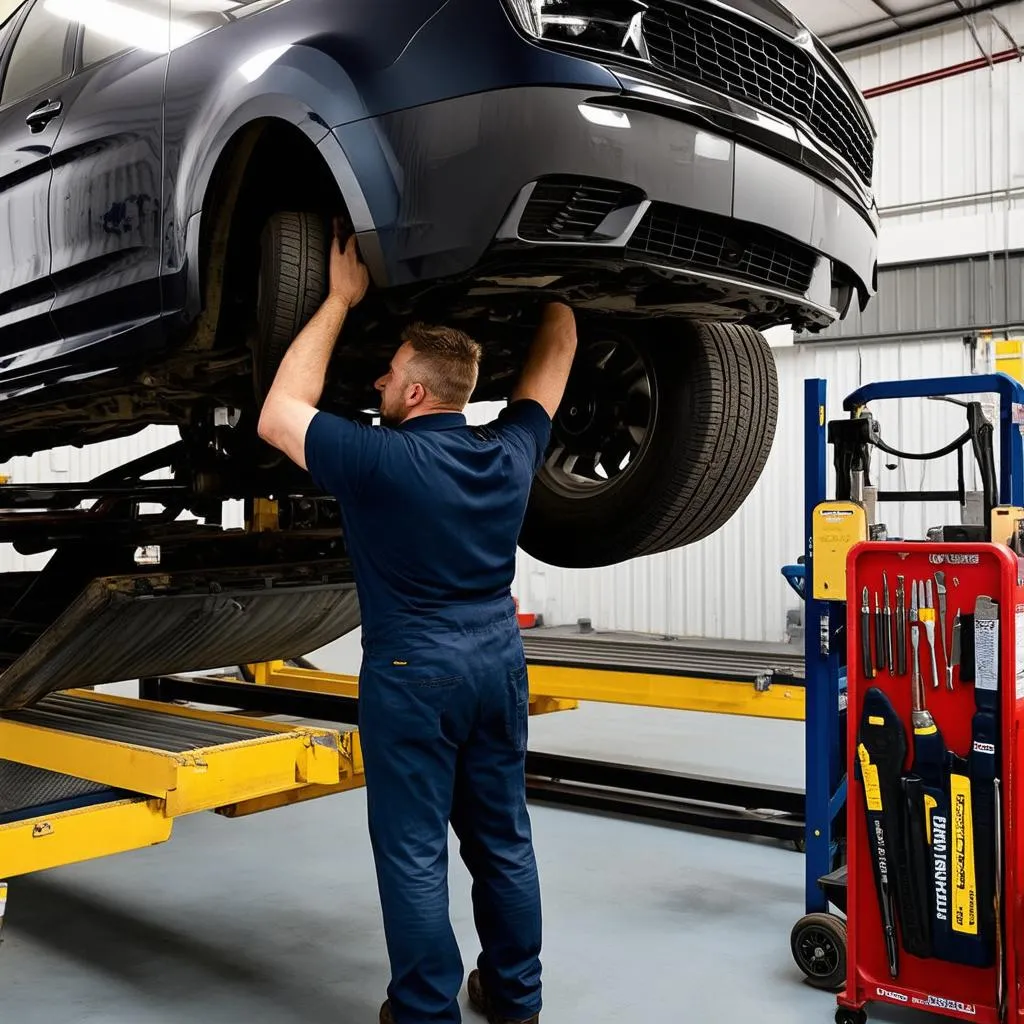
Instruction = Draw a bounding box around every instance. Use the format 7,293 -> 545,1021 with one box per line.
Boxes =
25,99 -> 63,132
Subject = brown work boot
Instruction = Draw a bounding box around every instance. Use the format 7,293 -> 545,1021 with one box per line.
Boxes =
379,1000 -> 395,1024
467,970 -> 539,1024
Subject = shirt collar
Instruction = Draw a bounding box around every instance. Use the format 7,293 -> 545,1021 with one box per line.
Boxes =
400,412 -> 467,432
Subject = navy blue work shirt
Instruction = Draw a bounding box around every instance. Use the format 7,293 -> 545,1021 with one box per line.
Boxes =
304,400 -> 552,647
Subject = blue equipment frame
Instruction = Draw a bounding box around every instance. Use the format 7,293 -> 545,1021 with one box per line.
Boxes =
800,372 -> 1024,916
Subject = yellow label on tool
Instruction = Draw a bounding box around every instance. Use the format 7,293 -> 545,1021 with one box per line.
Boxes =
857,744 -> 883,811
868,716 -> 886,726
950,773 -> 978,935
915,724 -> 939,736
925,795 -> 938,845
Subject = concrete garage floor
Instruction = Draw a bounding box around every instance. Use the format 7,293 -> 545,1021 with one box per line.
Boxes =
0,637 -> 924,1023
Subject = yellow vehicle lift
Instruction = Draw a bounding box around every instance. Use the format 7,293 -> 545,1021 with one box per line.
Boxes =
0,482 -> 805,947
0,687 -> 358,912
0,615 -> 804,942
138,629 -> 806,844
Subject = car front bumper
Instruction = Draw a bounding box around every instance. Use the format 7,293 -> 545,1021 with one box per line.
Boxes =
334,82 -> 878,328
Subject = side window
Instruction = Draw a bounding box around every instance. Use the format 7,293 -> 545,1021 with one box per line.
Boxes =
0,11 -> 20,58
1,1 -> 70,107
82,29 -> 128,68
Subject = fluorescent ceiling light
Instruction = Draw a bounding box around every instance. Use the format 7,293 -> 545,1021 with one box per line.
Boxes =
43,0 -> 204,53
238,43 -> 291,82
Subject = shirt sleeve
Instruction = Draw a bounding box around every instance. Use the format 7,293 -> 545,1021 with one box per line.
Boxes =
492,399 -> 553,472
304,410 -> 385,502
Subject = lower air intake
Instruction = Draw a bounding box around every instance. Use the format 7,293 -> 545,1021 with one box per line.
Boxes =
519,177 -> 643,241
627,203 -> 817,294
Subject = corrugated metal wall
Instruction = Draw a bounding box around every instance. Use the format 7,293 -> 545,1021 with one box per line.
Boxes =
803,254 -> 1024,342
842,3 -> 1024,265
513,335 -> 989,641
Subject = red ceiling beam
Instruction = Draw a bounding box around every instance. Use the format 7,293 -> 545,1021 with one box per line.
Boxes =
862,46 -> 1021,98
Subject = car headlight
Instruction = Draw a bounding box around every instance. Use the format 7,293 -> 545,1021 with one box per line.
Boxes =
504,0 -> 649,61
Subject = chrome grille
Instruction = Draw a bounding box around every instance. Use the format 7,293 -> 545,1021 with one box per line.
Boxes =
643,2 -> 873,185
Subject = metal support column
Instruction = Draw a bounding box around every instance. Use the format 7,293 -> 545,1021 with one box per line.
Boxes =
803,378 -> 846,914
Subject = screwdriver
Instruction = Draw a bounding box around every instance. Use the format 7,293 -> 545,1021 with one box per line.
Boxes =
895,575 -> 907,675
883,572 -> 894,675
919,580 -> 939,689
861,586 -> 874,679
935,571 -> 951,691
875,593 -> 886,670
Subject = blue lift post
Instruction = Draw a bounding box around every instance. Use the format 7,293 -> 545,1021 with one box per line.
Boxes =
802,377 -> 846,916
800,372 -> 1024,921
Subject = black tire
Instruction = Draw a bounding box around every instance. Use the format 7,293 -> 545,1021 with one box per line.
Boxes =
835,1009 -> 867,1024
791,913 -> 847,992
254,211 -> 328,401
519,320 -> 778,568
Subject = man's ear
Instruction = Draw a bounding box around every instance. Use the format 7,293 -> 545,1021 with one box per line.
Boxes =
406,382 -> 426,408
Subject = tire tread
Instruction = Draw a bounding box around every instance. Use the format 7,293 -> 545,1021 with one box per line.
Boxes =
254,211 -> 327,399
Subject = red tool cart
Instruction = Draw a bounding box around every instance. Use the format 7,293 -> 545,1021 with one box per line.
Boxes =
840,541 -> 1021,1024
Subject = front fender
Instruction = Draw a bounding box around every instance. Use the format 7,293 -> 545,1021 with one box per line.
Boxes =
170,43 -> 367,249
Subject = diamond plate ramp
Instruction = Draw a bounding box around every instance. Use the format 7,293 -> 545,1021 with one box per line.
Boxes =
0,564 -> 360,710
0,760 -> 113,823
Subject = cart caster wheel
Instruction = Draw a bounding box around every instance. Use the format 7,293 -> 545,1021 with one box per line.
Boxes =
835,1009 -> 867,1024
791,912 -> 847,991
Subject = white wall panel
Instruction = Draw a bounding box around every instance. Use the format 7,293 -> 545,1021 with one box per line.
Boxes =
512,336 -> 987,642
842,4 -> 1024,264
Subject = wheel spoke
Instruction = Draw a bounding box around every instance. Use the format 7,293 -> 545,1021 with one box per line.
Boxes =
545,445 -> 568,473
566,452 -> 602,481
541,333 -> 654,497
594,339 -> 642,384
599,431 -> 636,477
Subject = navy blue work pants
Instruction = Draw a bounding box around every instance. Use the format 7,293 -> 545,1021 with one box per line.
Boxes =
359,615 -> 542,1023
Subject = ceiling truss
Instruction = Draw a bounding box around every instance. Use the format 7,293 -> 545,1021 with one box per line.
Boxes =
784,0 -> 1022,52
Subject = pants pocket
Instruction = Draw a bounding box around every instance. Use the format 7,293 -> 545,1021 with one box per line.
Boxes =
506,663 -> 529,753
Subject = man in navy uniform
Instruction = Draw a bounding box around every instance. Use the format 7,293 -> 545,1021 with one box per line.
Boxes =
258,227 -> 577,1024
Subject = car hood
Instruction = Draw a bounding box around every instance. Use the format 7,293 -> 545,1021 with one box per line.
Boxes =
716,0 -> 807,40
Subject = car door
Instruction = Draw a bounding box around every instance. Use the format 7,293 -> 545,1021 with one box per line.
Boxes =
0,0 -> 75,360
46,2 -> 169,351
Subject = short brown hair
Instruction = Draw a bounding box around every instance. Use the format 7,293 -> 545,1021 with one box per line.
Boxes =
402,323 -> 482,408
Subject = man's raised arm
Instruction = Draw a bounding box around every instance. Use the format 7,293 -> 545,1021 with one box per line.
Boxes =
257,226 -> 369,469
511,302 -> 578,419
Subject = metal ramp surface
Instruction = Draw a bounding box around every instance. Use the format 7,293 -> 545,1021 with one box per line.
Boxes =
0,566 -> 360,710
0,690 -> 342,821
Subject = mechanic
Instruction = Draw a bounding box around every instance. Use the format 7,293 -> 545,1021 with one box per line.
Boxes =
257,226 -> 578,1024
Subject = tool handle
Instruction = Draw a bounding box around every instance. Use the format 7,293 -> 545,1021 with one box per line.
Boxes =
900,775 -> 934,957
862,611 -> 874,679
886,608 -> 895,674
875,606 -> 885,668
970,712 -> 999,950
896,604 -> 907,676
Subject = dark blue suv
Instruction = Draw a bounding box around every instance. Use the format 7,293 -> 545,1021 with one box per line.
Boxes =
0,0 -> 877,569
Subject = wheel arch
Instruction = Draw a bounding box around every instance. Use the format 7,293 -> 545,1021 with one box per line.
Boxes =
177,103 -> 379,326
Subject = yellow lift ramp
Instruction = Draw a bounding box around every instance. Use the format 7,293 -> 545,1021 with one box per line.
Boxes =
142,629 -> 807,845
0,625 -> 804,944
0,688 -> 356,902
